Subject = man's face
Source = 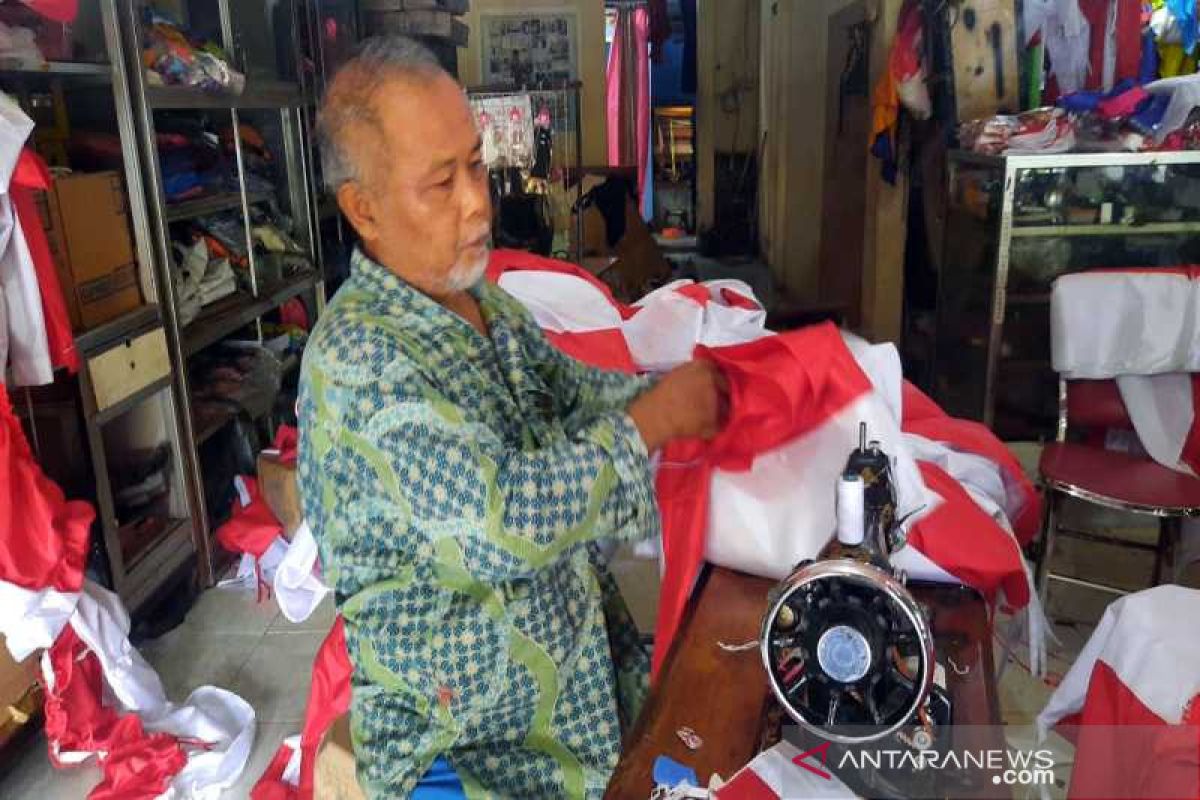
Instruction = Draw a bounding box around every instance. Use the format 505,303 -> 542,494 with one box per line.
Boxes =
344,73 -> 492,297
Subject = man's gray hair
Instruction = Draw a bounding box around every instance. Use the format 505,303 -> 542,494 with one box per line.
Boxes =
317,36 -> 447,190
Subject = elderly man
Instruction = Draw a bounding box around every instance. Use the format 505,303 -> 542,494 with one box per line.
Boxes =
298,37 -> 724,798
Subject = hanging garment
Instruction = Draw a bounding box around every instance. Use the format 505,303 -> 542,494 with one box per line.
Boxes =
12,149 -> 77,374
0,93 -> 51,386
1037,586 -> 1200,800
1024,0 -> 1091,96
606,7 -> 651,217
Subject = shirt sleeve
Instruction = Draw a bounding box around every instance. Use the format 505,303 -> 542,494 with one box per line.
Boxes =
304,364 -> 661,587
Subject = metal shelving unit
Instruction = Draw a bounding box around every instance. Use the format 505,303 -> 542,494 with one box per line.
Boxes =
0,2 -> 200,614
931,149 -> 1200,440
118,0 -> 327,585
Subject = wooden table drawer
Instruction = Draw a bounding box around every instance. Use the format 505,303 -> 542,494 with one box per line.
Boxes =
87,327 -> 171,413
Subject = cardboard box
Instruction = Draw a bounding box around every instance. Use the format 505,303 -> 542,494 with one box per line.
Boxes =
0,635 -> 40,748
315,713 -> 366,799
38,171 -> 143,331
366,10 -> 470,45
257,452 -> 303,541
579,182 -> 672,303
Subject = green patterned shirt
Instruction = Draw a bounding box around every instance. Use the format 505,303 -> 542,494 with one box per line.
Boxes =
298,249 -> 659,798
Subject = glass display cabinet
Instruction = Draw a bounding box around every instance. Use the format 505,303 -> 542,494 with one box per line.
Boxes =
932,150 -> 1200,440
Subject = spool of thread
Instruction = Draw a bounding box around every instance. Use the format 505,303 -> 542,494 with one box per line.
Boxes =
836,473 -> 865,545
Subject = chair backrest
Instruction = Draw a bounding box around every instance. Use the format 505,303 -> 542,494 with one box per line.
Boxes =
1060,377 -> 1133,442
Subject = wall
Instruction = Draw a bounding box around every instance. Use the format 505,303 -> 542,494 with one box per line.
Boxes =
457,0 -> 608,165
696,0 -> 760,232
757,0 -> 907,341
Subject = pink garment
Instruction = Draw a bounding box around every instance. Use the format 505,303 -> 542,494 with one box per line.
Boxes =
606,7 -> 651,210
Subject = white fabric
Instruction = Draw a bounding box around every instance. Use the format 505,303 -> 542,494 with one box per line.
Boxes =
49,582 -> 256,798
1146,74 -> 1200,143
1024,0 -> 1091,94
1051,271 -> 1200,379
1038,585 -> 1200,738
1114,373 -> 1195,475
705,394 -> 932,580
273,521 -> 331,624
0,92 -> 50,386
1051,271 -> 1200,474
496,271 -> 625,333
1024,0 -> 1081,82
0,580 -> 80,660
716,740 -> 858,798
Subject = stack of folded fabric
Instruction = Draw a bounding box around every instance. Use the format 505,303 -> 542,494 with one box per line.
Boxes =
171,238 -> 238,326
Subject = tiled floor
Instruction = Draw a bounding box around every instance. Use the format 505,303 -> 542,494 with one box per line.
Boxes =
0,584 -> 335,799
2,440 -> 1199,797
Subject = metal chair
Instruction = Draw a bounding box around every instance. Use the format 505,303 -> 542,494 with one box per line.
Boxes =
1034,377 -> 1200,605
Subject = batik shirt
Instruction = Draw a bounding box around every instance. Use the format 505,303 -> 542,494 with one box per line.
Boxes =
298,249 -> 659,798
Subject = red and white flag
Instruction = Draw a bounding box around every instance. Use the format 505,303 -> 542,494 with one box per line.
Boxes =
490,250 -> 1039,673
714,741 -> 857,799
0,382 -> 255,799
1038,585 -> 1200,800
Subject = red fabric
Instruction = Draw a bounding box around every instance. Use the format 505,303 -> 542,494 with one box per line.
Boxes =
88,718 -> 187,800
251,744 -> 298,800
908,463 -> 1030,606
715,766 -> 781,799
720,288 -> 761,311
19,0 -> 77,23
902,381 -> 1041,545
1181,376 -> 1200,476
0,382 -> 92,593
42,628 -> 188,799
674,283 -> 711,307
13,150 -> 78,374
1079,0 -> 1142,90
651,324 -> 874,675
544,329 -> 638,374
249,617 -> 353,800
1064,661 -> 1200,800
298,617 -> 353,799
42,627 -> 124,764
1097,86 -> 1149,119
280,298 -> 310,331
215,477 -> 283,560
1113,0 -> 1142,89
1040,441 -> 1200,510
273,425 -> 299,466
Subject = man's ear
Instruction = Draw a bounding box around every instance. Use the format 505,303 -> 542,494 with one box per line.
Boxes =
337,181 -> 378,242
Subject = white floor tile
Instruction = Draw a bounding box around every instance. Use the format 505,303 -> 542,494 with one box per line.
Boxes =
0,732 -> 103,799
268,593 -> 336,634
230,630 -> 325,725
183,585 -> 281,635
140,628 -> 263,703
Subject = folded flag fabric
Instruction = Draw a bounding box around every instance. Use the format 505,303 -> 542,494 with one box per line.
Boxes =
1038,585 -> 1200,800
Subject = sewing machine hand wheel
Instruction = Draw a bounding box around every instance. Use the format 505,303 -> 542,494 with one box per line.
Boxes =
761,559 -> 936,744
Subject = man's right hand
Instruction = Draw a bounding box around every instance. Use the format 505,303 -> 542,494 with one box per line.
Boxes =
628,360 -> 729,453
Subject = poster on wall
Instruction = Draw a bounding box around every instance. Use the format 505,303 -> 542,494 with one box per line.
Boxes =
480,10 -> 579,88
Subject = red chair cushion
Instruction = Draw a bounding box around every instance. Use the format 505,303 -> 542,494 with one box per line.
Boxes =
1066,379 -> 1133,432
1039,442 -> 1200,512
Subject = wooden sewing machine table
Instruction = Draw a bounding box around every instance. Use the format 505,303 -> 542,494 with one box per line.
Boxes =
605,566 -> 1005,798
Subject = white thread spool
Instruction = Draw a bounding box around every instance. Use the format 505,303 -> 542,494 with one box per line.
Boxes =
836,473 -> 865,546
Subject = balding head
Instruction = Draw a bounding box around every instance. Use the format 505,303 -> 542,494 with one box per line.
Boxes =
318,36 -> 445,191
319,36 -> 491,300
